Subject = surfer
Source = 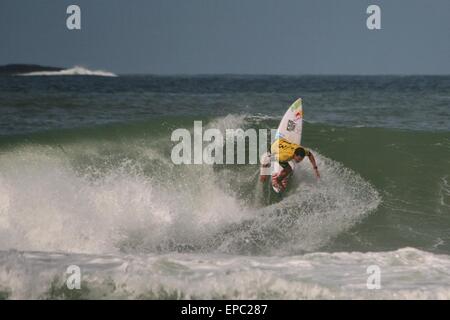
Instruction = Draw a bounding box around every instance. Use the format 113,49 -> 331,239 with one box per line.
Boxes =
260,138 -> 320,192
259,98 -> 319,193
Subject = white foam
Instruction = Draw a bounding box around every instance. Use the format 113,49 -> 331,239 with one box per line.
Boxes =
206,114 -> 249,133
216,151 -> 381,254
1,247 -> 450,299
0,142 -> 247,254
18,66 -> 117,77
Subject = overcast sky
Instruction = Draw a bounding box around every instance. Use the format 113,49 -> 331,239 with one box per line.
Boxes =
1,0 -> 449,74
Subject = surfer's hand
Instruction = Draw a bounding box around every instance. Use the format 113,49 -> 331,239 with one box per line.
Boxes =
260,175 -> 268,183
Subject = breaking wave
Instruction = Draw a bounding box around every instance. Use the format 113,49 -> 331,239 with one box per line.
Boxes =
0,115 -> 379,255
18,66 -> 117,77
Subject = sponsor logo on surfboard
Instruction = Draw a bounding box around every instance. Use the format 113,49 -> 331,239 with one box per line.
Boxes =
286,120 -> 296,132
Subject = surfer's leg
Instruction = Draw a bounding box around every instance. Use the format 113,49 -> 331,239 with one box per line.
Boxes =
277,163 -> 292,181
272,162 -> 292,191
280,174 -> 289,190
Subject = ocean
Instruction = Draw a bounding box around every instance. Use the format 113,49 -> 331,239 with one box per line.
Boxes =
0,74 -> 449,299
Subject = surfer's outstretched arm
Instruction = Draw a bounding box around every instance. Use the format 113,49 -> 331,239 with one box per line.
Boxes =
308,152 -> 320,178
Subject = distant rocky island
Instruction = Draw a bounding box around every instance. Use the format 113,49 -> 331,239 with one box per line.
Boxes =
0,64 -> 117,77
0,64 -> 64,75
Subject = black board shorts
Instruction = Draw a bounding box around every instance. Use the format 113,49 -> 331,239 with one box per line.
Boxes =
279,161 -> 292,170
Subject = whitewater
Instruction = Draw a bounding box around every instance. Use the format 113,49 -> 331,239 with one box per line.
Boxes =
18,66 -> 117,77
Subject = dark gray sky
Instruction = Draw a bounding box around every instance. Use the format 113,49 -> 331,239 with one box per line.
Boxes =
1,0 -> 449,74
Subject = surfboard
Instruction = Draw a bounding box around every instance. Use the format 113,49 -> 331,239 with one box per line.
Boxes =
260,98 -> 303,193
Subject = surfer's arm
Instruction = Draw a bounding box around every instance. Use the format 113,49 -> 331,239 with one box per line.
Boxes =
308,152 -> 320,178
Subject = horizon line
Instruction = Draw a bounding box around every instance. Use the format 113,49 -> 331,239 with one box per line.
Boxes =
1,63 -> 449,77
117,72 -> 450,77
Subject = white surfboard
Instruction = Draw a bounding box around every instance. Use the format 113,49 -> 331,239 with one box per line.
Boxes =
260,98 -> 304,193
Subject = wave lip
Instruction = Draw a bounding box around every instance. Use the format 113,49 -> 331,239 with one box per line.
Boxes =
18,66 -> 117,77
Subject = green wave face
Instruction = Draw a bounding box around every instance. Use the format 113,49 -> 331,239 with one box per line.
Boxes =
0,116 -> 448,254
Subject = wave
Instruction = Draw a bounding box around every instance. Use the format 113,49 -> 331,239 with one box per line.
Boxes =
1,115 -> 448,254
18,66 -> 117,77
0,115 -> 380,255
1,114 -> 449,300
1,247 -> 450,299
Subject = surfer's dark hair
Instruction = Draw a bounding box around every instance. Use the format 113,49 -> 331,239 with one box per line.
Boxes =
294,147 -> 306,158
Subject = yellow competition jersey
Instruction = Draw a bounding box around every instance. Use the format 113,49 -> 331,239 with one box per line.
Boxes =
271,138 -> 310,162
